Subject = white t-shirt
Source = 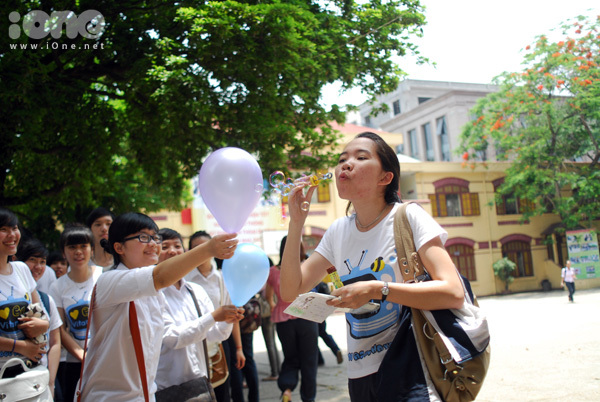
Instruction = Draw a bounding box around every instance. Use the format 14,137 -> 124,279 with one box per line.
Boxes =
79,264 -> 164,401
39,292 -> 62,368
562,267 -> 576,283
315,203 -> 447,379
48,266 -> 102,363
36,267 -> 57,294
157,280 -> 232,390
0,262 -> 38,368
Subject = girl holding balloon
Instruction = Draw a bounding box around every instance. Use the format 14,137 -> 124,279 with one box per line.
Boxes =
280,132 -> 464,402
77,212 -> 238,401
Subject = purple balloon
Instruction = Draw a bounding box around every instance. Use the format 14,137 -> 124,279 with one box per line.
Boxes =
198,147 -> 263,233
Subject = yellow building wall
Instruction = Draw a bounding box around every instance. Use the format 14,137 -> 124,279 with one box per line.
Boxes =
401,162 -> 600,296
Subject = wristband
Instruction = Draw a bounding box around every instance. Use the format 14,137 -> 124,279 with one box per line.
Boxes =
11,339 -> 16,354
236,346 -> 243,350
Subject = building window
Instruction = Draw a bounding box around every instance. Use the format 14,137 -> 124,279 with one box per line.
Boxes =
408,129 -> 418,158
502,240 -> 533,277
418,97 -> 431,104
395,144 -> 404,154
492,178 -> 535,215
422,122 -> 434,161
447,243 -> 477,281
428,178 -> 480,217
393,100 -> 401,115
436,116 -> 450,161
364,116 -> 372,127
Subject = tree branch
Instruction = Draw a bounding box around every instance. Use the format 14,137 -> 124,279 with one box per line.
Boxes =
578,114 -> 599,167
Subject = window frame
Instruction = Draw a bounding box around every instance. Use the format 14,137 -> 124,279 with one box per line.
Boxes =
428,178 -> 480,217
422,122 -> 434,161
502,240 -> 534,277
436,116 -> 450,161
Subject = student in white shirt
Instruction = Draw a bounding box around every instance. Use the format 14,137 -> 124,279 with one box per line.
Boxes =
185,230 -> 246,402
16,237 -> 63,399
86,207 -> 115,272
280,133 -> 464,402
49,223 -> 102,402
78,212 -> 238,401
561,260 -> 576,302
156,228 -> 243,394
0,209 -> 49,378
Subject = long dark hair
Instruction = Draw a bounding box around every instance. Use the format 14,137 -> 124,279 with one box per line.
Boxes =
345,132 -> 401,215
100,212 -> 159,267
85,207 -> 114,228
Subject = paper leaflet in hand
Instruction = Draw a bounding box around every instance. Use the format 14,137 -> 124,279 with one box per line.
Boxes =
284,293 -> 379,323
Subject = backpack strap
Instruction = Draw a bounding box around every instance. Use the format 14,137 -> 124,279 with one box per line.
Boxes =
217,271 -> 226,307
185,284 -> 210,375
393,202 -> 428,283
38,291 -> 51,318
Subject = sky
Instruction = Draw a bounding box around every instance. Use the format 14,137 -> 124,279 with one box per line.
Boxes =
320,0 -> 600,108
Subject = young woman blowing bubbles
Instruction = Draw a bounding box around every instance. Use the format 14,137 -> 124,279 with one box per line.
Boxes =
280,132 -> 464,402
77,212 -> 237,401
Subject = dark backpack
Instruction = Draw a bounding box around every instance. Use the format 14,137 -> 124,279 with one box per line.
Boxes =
239,295 -> 262,334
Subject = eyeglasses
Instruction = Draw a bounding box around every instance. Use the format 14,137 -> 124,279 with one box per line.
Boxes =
123,233 -> 163,244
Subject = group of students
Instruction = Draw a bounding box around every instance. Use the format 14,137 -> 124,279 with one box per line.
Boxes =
0,207 -> 242,401
2,132 -> 471,402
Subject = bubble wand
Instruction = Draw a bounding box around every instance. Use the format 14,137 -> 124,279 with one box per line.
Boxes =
269,171 -> 333,212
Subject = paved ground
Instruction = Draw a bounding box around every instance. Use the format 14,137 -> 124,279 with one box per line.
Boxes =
248,288 -> 600,402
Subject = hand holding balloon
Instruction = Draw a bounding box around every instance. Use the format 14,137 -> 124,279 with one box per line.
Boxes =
208,233 -> 239,260
212,305 -> 245,323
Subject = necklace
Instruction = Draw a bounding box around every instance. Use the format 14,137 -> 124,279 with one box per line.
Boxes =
355,204 -> 391,229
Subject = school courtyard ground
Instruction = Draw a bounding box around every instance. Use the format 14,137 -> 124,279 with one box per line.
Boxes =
252,288 -> 600,402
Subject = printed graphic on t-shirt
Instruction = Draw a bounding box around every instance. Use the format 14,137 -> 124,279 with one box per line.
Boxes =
341,249 -> 400,340
0,286 -> 29,356
66,292 -> 90,341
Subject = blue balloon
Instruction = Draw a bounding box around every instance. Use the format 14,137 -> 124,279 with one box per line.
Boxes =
222,243 -> 270,307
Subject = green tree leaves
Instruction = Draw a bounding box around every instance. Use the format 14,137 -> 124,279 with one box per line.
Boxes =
2,0 -> 427,244
459,15 -> 600,229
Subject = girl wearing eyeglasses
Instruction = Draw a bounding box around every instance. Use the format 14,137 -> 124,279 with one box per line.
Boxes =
77,212 -> 238,401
